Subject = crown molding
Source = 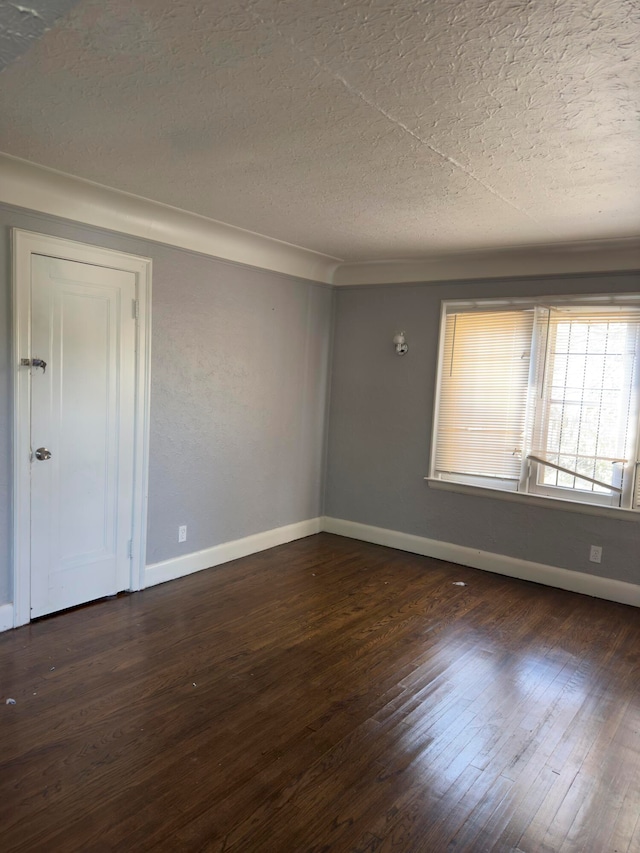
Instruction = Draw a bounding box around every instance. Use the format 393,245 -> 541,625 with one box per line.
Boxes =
0,153 -> 340,284
333,240 -> 640,285
2,153 -> 638,287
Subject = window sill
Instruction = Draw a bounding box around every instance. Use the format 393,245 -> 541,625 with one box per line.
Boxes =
424,477 -> 640,522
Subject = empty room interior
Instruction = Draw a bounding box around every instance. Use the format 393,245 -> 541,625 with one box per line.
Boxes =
1,1 -> 640,850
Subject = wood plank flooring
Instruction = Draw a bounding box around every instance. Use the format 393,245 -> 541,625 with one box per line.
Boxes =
1,532 -> 639,852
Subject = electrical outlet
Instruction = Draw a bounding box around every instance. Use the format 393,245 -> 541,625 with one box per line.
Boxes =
589,545 -> 602,564
178,525 -> 187,543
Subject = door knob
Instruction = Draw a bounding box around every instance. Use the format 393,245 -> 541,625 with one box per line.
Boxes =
34,447 -> 52,461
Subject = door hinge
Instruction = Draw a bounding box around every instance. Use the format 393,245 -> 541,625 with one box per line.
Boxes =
132,299 -> 139,321
127,539 -> 134,559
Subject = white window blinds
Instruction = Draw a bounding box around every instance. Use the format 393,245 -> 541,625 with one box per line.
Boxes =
434,309 -> 534,483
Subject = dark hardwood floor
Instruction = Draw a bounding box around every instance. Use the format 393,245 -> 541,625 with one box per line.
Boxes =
1,533 -> 639,852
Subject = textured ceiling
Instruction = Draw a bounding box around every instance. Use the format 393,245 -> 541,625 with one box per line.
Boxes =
0,0 -> 638,261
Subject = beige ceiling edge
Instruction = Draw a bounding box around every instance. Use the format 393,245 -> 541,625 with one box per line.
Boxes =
334,242 -> 640,286
0,154 -> 339,284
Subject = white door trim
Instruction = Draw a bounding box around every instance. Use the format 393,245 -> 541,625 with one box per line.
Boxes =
12,229 -> 152,627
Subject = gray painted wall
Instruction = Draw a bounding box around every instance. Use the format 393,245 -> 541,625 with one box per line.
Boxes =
325,274 -> 640,587
0,204 -> 333,604
2,202 -> 639,609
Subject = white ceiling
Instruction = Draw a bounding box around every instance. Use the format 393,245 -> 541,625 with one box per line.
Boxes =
0,0 -> 639,264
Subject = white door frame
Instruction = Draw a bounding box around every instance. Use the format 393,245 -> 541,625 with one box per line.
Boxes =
12,229 -> 152,627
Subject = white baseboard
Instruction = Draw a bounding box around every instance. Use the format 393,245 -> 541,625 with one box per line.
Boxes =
322,517 -> 640,608
6,514 -> 634,629
144,517 -> 323,588
0,603 -> 14,632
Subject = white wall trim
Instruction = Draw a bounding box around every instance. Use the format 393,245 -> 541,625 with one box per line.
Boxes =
0,154 -> 339,284
0,604 -> 14,632
12,230 -> 152,626
3,155 -> 639,289
4,513 -> 636,630
322,517 -> 640,608
333,242 -> 640,285
145,517 -> 323,588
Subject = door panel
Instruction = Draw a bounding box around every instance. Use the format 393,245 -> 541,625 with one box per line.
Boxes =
30,255 -> 136,618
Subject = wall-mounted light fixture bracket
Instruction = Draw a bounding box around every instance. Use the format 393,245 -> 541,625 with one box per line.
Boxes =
393,331 -> 408,355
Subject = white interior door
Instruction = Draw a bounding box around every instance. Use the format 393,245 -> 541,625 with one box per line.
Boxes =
30,255 -> 137,618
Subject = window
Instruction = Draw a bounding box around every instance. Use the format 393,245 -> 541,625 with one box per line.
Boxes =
430,296 -> 640,511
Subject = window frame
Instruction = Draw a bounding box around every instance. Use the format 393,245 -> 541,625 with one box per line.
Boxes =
428,293 -> 640,516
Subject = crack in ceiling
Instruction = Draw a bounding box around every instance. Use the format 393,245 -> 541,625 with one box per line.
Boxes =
251,7 -> 547,230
